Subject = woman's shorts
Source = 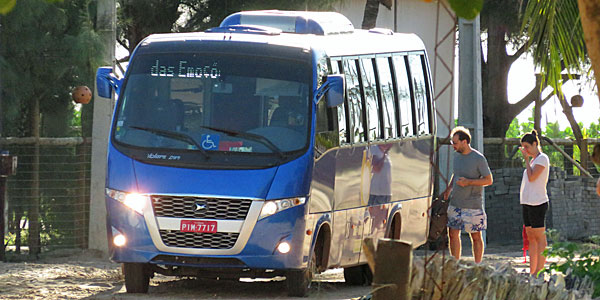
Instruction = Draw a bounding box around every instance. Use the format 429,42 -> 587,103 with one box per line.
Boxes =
522,202 -> 548,228
447,205 -> 487,233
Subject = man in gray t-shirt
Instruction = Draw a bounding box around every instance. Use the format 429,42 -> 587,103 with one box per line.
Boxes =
442,127 -> 493,263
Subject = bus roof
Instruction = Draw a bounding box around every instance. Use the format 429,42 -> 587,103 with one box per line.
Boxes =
137,10 -> 427,58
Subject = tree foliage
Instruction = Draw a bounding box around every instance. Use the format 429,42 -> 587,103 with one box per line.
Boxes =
0,0 -> 102,137
522,0 -> 586,95
117,0 -> 338,60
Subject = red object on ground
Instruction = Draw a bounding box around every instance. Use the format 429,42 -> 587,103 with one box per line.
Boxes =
522,225 -> 529,263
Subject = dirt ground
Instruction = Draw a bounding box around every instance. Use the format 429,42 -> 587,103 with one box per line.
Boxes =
0,243 -> 533,300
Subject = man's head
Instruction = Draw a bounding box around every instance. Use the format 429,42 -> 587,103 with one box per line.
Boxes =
450,126 -> 471,154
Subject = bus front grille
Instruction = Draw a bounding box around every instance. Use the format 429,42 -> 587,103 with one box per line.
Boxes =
159,230 -> 239,249
151,196 -> 252,220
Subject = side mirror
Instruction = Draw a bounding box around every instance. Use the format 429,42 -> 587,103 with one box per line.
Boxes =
325,75 -> 344,108
96,67 -> 122,99
314,74 -> 345,107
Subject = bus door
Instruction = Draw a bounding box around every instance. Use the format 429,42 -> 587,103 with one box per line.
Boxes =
334,146 -> 368,266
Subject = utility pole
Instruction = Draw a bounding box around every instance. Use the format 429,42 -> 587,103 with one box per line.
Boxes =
458,16 -> 485,243
88,0 -> 115,254
458,16 -> 483,152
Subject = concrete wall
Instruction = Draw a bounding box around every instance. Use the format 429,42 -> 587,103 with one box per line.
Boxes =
485,167 -> 600,244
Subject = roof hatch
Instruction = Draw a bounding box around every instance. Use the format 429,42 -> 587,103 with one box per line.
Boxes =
219,10 -> 354,35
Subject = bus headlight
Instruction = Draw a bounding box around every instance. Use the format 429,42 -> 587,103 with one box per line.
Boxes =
259,197 -> 306,220
106,188 -> 148,214
113,234 -> 127,247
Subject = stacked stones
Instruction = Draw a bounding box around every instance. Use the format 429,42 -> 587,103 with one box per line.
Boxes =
484,168 -> 527,243
485,166 -> 600,243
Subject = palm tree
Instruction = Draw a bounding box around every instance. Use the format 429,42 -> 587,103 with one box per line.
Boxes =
522,0 -> 598,170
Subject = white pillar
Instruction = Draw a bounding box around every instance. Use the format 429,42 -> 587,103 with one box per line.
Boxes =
89,0 -> 115,253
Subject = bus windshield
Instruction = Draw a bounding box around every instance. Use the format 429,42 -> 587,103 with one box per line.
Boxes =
113,52 -> 311,167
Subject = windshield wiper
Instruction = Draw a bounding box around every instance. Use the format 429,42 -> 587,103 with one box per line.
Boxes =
201,126 -> 285,159
129,126 -> 209,159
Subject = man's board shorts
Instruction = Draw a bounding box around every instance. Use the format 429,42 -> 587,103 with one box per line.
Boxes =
447,204 -> 487,233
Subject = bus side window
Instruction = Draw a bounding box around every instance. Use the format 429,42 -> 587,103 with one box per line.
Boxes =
330,60 -> 347,144
375,57 -> 397,139
343,59 -> 365,143
392,56 -> 414,137
408,54 -> 430,135
360,58 -> 380,141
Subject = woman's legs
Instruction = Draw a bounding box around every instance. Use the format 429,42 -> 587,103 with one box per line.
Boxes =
525,226 -> 547,275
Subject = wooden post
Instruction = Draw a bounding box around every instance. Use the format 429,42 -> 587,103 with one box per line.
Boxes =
372,238 -> 412,300
564,144 -> 574,175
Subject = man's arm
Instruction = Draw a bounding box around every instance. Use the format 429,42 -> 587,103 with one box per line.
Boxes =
442,174 -> 455,200
456,174 -> 493,187
596,177 -> 600,197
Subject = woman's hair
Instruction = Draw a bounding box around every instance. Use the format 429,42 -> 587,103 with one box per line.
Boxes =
521,129 -> 540,146
592,144 -> 600,165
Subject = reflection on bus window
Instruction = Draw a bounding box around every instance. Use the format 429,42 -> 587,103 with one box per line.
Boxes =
408,54 -> 430,135
360,58 -> 380,141
375,57 -> 397,139
343,59 -> 365,143
330,60 -> 347,144
392,56 -> 414,137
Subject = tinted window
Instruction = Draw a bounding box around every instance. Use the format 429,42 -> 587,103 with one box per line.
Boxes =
408,54 -> 430,135
392,56 -> 414,137
113,53 -> 310,168
360,58 -> 380,141
375,57 -> 397,139
343,59 -> 365,143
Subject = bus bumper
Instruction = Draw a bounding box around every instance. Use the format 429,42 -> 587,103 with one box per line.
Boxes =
106,197 -> 312,271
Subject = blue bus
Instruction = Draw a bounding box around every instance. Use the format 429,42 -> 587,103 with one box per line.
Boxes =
97,10 -> 435,297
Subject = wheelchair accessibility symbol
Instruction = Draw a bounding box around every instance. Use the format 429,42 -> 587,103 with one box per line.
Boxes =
201,134 -> 219,150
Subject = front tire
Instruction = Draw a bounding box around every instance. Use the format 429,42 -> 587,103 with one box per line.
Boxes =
286,249 -> 317,297
123,263 -> 150,293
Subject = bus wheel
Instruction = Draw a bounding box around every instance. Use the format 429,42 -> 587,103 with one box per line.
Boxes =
343,264 -> 372,285
123,263 -> 150,293
286,249 -> 316,297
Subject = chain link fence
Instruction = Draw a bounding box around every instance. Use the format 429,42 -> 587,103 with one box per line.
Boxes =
1,138 -> 91,258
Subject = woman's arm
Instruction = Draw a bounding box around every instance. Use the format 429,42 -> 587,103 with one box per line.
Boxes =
596,178 -> 600,197
526,163 -> 545,182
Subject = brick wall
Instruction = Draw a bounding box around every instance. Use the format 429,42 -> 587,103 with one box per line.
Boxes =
485,167 -> 600,244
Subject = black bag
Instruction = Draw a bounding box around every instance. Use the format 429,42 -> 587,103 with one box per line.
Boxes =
428,196 -> 449,241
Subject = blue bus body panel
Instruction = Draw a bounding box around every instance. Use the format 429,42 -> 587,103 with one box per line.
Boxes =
106,146 -> 138,193
131,160 -> 276,198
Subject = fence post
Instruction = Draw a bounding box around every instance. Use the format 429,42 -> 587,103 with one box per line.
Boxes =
1,151 -> 17,261
564,144 -> 574,175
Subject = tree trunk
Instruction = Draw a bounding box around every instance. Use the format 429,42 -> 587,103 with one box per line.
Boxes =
361,0 -> 380,29
577,0 -> 600,104
482,17 -> 512,137
557,93 -> 589,171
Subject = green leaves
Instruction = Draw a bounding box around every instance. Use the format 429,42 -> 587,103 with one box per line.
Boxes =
522,0 -> 586,94
0,0 -> 16,14
449,0 -> 484,20
544,240 -> 600,297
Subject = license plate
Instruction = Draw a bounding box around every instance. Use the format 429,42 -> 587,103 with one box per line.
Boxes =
180,220 -> 217,233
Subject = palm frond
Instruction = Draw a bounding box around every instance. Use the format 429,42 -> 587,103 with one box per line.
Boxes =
522,0 -> 586,94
